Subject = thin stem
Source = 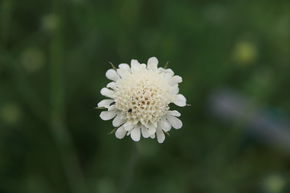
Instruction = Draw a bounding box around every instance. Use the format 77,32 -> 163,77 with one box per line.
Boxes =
49,1 -> 87,192
120,144 -> 139,193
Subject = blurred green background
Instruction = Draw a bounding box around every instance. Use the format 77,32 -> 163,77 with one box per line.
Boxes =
1,0 -> 290,193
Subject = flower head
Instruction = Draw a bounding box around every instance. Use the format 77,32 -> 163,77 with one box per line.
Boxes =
98,57 -> 186,143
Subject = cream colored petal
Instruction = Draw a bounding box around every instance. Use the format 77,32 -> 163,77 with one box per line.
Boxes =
97,99 -> 114,108
106,82 -> 117,89
108,105 -> 116,111
156,128 -> 165,143
174,94 -> 186,107
130,59 -> 141,73
159,68 -> 174,78
117,63 -> 130,77
158,119 -> 172,132
147,57 -> 158,71
130,127 -> 141,142
140,63 -> 146,70
167,115 -> 183,129
170,75 -> 182,85
141,126 -> 150,138
106,69 -> 119,81
146,123 -> 157,135
115,126 -> 126,139
123,122 -> 134,131
100,111 -> 116,121
171,85 -> 179,95
113,113 -> 125,127
167,110 -> 181,117
100,88 -> 114,98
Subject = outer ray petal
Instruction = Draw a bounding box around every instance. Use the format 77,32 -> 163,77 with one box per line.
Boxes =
123,122 -> 134,131
131,127 -> 141,142
167,110 -> 181,117
174,94 -> 186,107
97,99 -> 114,108
141,126 -> 150,138
167,115 -> 183,129
113,113 -> 125,127
146,123 -> 157,135
131,59 -> 141,73
140,63 -> 146,70
170,75 -> 182,85
100,88 -> 114,98
106,69 -> 119,81
162,68 -> 174,77
156,128 -> 165,143
147,57 -> 158,71
171,85 -> 179,95
106,82 -> 117,89
117,63 -> 131,77
158,118 -> 172,132
115,126 -> 127,139
108,105 -> 116,111
100,111 -> 116,121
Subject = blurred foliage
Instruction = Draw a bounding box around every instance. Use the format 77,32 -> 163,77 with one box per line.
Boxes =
1,0 -> 290,193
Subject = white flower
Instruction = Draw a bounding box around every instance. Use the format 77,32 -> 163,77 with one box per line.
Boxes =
98,57 -> 186,143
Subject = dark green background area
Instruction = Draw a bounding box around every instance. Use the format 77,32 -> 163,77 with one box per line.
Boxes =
1,0 -> 290,192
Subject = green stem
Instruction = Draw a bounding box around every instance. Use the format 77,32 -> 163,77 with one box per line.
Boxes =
120,144 -> 139,193
49,2 -> 87,193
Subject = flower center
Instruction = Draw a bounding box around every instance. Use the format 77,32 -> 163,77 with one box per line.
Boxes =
114,71 -> 171,126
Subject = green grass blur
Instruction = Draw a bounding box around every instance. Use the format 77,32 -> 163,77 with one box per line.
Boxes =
1,0 -> 290,193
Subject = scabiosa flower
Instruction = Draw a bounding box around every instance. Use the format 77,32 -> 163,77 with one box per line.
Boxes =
98,57 -> 186,143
